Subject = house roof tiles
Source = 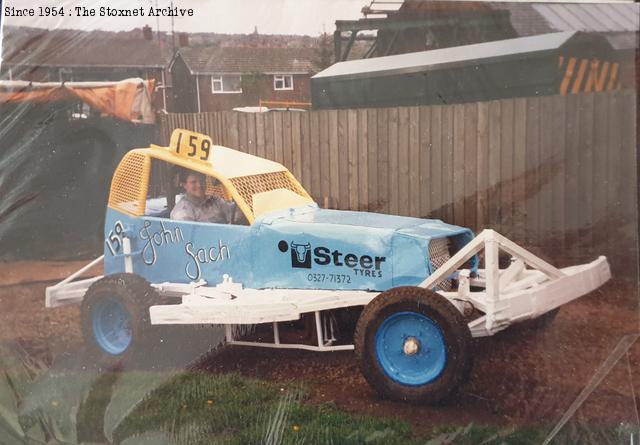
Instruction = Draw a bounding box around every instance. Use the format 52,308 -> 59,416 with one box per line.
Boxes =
2,27 -> 171,68
177,46 -> 315,74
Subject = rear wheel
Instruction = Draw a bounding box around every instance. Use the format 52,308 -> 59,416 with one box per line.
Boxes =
80,273 -> 158,362
354,286 -> 472,404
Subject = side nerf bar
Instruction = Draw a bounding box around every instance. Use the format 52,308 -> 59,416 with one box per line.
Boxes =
45,255 -> 104,308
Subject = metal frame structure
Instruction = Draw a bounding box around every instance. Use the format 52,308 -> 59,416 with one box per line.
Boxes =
46,229 -> 611,350
333,4 -> 513,62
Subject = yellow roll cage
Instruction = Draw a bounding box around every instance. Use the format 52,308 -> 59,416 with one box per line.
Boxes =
107,129 -> 314,224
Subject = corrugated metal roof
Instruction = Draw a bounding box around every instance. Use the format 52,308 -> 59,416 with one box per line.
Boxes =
385,1 -> 638,37
489,2 -> 637,51
313,31 -> 577,79
531,3 -> 639,33
603,31 -> 637,50
489,2 -> 555,36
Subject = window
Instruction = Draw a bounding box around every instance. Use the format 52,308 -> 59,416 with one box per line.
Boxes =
211,75 -> 242,94
143,158 -> 248,225
274,74 -> 293,91
145,158 -> 230,217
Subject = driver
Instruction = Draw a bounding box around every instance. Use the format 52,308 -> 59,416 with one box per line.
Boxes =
170,170 -> 246,225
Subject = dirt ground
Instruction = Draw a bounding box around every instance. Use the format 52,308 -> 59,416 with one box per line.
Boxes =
1,260 -> 639,437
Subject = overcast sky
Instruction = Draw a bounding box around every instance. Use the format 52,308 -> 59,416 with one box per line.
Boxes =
2,0 -> 367,35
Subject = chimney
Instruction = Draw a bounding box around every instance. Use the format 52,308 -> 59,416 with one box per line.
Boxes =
179,33 -> 189,47
143,25 -> 153,40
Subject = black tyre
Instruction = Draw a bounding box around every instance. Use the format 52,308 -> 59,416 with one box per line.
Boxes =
80,273 -> 158,363
354,286 -> 473,404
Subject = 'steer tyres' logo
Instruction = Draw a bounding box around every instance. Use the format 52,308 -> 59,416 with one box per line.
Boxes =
278,240 -> 312,268
277,240 -> 386,277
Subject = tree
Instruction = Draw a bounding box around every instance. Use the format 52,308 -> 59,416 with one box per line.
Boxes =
313,32 -> 333,72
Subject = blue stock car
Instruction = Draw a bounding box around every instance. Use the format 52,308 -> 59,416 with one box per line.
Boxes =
46,129 -> 611,404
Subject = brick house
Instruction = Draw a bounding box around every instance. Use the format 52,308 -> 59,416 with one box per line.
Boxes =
1,25 -> 173,110
170,46 -> 315,112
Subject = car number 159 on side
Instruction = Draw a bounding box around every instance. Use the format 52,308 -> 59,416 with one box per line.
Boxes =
169,129 -> 214,163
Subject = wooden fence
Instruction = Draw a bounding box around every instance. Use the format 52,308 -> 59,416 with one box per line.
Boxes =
158,90 -> 637,277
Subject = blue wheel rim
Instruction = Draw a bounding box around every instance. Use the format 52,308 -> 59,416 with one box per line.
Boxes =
91,297 -> 132,355
375,311 -> 447,386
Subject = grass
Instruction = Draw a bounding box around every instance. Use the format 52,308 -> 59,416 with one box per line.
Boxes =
110,372 -> 638,445
112,372 -> 415,445
1,341 -> 637,445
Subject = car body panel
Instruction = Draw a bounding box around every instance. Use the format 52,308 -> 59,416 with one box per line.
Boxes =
104,204 -> 475,291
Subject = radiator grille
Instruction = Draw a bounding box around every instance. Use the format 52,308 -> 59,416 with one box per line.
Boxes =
429,237 -> 453,291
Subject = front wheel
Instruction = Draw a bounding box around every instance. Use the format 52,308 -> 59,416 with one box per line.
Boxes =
80,273 -> 157,362
354,287 -> 473,404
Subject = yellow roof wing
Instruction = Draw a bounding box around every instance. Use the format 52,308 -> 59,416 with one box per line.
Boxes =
147,144 -> 288,179
151,128 -> 288,178
211,146 -> 287,178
